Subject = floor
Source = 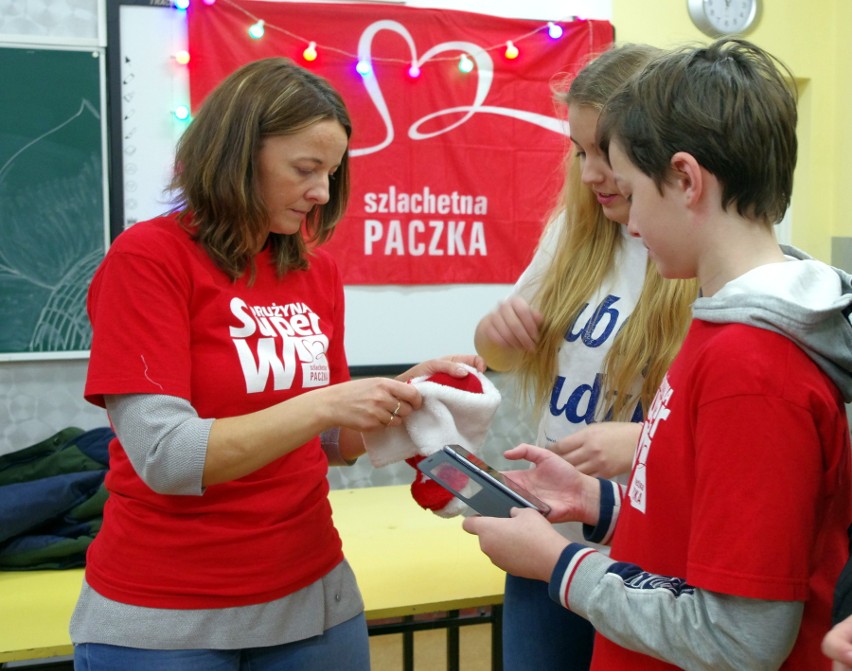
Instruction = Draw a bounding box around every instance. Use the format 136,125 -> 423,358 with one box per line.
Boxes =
369,622 -> 494,671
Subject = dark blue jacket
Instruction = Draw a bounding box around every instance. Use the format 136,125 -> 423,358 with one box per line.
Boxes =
0,426 -> 113,569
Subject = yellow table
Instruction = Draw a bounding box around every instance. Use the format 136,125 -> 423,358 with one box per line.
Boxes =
0,485 -> 505,666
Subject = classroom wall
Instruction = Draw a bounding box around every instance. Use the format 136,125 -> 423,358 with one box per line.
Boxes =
0,0 -> 608,461
0,0 -> 109,457
1,0 -> 849,465
835,0 -> 852,267
612,0 -> 852,265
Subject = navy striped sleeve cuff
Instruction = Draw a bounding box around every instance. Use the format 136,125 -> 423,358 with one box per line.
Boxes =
582,477 -> 621,545
547,543 -> 598,608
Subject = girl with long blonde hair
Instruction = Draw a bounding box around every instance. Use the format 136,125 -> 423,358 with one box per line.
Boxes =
474,44 -> 698,670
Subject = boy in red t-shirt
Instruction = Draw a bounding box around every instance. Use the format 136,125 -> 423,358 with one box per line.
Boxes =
463,38 -> 852,670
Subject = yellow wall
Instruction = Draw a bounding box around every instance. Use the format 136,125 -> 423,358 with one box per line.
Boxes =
837,1 -> 852,251
611,0 -> 851,262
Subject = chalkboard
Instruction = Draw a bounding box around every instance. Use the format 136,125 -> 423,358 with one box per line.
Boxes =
0,46 -> 108,360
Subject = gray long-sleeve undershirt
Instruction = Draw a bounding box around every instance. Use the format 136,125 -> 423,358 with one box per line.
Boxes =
548,480 -> 804,670
105,393 -> 353,495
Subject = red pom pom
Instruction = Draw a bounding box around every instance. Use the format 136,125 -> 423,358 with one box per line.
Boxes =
406,369 -> 482,513
425,371 -> 483,394
406,455 -> 463,512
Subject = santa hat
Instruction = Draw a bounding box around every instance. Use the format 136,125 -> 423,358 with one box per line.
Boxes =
363,364 -> 501,517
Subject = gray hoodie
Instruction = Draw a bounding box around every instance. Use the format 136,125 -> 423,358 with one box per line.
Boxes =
692,244 -> 852,402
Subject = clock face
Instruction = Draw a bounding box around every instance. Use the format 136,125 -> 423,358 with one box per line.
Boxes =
688,0 -> 759,37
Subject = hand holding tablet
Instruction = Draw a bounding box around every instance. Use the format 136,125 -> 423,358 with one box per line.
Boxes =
416,444 -> 551,518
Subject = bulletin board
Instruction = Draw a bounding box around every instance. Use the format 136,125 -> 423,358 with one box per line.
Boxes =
105,0 -> 610,372
0,45 -> 108,361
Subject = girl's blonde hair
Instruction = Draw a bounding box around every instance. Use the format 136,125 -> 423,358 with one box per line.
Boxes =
518,44 -> 699,420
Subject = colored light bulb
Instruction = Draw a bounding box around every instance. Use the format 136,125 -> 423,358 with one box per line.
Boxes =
356,60 -> 372,76
248,20 -> 265,39
303,41 -> 318,62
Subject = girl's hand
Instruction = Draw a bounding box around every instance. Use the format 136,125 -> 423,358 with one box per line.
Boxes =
476,296 -> 543,354
397,354 -> 486,381
551,422 -> 641,478
501,444 -> 601,526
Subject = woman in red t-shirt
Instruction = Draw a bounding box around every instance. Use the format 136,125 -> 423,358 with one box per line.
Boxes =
71,57 -> 483,671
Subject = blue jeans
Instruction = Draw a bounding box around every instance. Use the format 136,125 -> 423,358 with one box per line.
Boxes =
73,613 -> 370,671
502,574 -> 594,671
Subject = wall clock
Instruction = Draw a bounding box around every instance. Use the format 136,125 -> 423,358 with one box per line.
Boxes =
687,0 -> 760,37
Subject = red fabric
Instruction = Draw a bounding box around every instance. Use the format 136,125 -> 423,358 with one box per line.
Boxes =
407,454 -> 455,512
187,1 -> 613,284
84,215 -> 348,608
593,320 -> 852,670
425,371 -> 483,394
407,371 -> 485,512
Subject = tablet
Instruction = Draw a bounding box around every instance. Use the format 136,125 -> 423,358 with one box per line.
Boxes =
416,444 -> 551,518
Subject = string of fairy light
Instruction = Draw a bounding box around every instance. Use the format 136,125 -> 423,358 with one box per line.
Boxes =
167,0 -> 578,120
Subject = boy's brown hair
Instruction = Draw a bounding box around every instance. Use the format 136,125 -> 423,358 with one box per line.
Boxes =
599,38 -> 797,226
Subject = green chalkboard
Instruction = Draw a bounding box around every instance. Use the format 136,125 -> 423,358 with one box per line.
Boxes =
0,46 -> 107,358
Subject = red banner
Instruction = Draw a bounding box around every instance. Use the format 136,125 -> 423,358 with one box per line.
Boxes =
187,1 -> 613,284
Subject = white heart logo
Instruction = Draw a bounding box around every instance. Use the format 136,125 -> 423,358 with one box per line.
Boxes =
351,20 -> 567,157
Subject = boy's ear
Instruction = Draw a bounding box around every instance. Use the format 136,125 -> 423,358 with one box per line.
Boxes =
669,151 -> 703,206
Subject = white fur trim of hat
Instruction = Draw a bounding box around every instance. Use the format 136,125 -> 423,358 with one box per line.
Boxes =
363,364 -> 501,468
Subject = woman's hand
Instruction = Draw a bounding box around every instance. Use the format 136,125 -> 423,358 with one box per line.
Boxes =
551,422 -> 641,479
331,354 -> 486,433
323,376 -> 421,432
333,354 -> 486,463
206,355 -> 483,483
462,507 -> 568,581
500,444 -> 601,526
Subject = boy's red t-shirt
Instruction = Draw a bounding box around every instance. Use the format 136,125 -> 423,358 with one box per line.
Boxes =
593,320 -> 852,670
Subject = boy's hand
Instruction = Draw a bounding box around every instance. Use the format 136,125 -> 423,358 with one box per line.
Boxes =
462,507 -> 568,581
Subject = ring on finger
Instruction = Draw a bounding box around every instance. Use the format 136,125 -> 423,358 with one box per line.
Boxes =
391,401 -> 401,417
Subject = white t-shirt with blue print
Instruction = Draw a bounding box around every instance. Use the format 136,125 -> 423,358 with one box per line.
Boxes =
510,219 -> 648,546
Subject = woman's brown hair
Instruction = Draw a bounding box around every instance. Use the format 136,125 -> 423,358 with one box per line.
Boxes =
169,57 -> 352,281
